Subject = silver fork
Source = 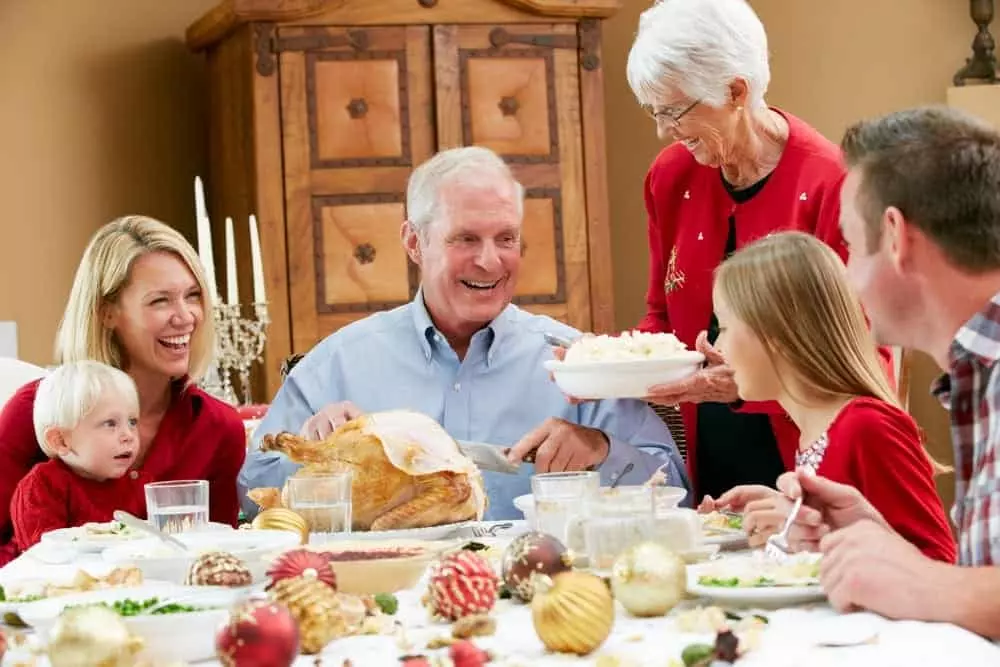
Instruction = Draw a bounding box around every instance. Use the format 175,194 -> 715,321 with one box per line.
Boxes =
765,496 -> 803,562
471,522 -> 513,538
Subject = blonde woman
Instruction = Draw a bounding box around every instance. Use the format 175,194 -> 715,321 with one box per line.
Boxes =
703,232 -> 954,562
0,216 -> 246,563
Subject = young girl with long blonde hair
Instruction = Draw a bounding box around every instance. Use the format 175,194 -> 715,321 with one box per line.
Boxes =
702,231 -> 954,562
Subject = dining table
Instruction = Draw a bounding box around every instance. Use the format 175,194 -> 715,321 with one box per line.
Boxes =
1,521 -> 998,667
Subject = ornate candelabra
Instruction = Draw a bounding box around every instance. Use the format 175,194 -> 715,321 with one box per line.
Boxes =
954,0 -> 998,85
202,302 -> 270,405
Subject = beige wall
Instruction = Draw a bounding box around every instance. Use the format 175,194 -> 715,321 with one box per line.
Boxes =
0,0 -> 215,364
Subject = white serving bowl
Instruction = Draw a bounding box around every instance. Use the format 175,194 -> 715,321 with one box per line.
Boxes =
512,494 -> 535,525
544,353 -> 705,400
18,584 -> 243,663
653,485 -> 688,513
102,530 -> 300,584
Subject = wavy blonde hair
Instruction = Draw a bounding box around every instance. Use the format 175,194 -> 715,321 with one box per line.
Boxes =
55,215 -> 216,382
715,231 -> 947,472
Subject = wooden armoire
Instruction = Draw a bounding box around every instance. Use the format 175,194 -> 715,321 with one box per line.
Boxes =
187,0 -> 621,401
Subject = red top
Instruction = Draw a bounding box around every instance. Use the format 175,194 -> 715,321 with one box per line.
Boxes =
11,459 -> 151,551
811,397 -> 955,563
0,379 -> 246,564
638,109 -> 894,489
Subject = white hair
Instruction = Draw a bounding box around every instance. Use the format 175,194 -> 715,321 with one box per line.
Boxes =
626,0 -> 771,110
405,146 -> 524,238
33,360 -> 139,457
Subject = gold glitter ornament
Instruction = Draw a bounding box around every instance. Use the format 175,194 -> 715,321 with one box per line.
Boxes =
268,573 -> 347,654
531,570 -> 614,655
46,605 -> 143,667
610,542 -> 686,617
251,508 -> 309,544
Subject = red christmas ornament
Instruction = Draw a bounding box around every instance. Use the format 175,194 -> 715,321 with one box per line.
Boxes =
449,639 -> 491,667
216,597 -> 299,667
425,551 -> 498,621
266,548 -> 337,591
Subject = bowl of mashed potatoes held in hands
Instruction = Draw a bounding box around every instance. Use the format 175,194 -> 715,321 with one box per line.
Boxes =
545,331 -> 705,399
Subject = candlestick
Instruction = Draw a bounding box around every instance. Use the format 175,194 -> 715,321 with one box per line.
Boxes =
225,216 -> 239,306
194,177 -> 218,302
248,215 -> 267,303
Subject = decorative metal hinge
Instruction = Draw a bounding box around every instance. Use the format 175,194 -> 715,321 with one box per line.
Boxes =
253,23 -> 370,78
487,21 -> 600,72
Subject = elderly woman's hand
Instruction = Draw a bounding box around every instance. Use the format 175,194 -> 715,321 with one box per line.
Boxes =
645,331 -> 739,405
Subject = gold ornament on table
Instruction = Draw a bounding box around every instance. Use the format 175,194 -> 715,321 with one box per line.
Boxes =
46,606 -> 143,667
531,570 -> 614,656
251,507 -> 309,544
610,542 -> 687,617
268,573 -> 347,654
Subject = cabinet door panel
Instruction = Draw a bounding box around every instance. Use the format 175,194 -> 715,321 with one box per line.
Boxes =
433,24 -> 591,331
279,26 -> 433,353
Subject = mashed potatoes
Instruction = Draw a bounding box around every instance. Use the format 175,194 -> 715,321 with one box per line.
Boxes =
562,331 -> 690,363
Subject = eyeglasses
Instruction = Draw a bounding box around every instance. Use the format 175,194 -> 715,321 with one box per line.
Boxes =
644,99 -> 700,126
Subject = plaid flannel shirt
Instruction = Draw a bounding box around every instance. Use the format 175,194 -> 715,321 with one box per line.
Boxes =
932,292 -> 1000,566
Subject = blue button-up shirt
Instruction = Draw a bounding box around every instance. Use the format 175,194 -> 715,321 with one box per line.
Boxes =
239,296 -> 690,520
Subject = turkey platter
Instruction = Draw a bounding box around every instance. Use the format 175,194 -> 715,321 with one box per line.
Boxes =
248,410 -> 487,532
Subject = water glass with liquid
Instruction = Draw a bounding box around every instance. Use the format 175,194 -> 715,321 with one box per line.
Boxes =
287,472 -> 353,541
530,471 -> 599,549
144,480 -> 209,534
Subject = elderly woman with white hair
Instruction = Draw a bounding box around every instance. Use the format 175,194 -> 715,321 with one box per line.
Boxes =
625,0 -> 893,503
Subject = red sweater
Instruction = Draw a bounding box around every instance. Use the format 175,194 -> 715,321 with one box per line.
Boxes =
0,379 -> 246,564
11,459 -> 150,551
815,398 -> 955,563
638,109 -> 894,489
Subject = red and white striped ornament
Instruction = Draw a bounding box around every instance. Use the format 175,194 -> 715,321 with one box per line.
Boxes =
425,551 -> 499,621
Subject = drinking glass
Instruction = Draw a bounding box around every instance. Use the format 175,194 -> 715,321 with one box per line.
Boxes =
144,480 -> 209,534
581,486 -> 655,570
287,472 -> 353,541
530,471 -> 599,548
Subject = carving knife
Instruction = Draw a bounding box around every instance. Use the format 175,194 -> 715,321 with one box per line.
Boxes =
457,440 -> 536,475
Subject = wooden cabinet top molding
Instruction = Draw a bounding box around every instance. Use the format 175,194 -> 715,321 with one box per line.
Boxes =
187,0 -> 623,52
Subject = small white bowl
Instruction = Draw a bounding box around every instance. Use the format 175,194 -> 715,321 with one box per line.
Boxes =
18,584 -> 242,663
544,354 -> 704,400
512,494 -> 534,525
102,530 -> 301,584
653,486 -> 688,512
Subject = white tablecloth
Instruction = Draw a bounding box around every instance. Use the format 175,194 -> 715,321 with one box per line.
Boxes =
2,541 -> 998,666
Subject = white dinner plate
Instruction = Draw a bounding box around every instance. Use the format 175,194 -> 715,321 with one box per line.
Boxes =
702,529 -> 749,550
317,520 -> 473,542
40,521 -> 234,553
685,554 -> 825,607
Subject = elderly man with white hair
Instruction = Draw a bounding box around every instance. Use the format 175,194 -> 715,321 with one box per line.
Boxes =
624,0 -> 893,503
239,146 -> 689,521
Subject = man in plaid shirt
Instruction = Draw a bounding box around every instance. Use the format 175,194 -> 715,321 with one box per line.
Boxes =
775,106 -> 1000,639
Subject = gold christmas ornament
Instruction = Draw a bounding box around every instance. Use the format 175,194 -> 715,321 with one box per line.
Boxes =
252,508 -> 310,544
46,605 -> 143,667
531,570 -> 614,655
610,542 -> 687,617
268,573 -> 347,654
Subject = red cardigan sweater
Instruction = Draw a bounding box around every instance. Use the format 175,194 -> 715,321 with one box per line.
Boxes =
11,459 -> 150,551
815,398 -> 955,563
0,379 -> 247,564
638,109 -> 894,489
